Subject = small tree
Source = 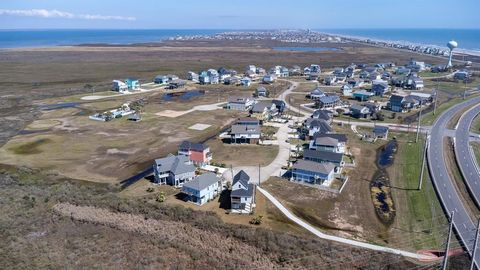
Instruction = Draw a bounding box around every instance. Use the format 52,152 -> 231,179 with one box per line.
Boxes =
156,191 -> 166,203
249,215 -> 263,225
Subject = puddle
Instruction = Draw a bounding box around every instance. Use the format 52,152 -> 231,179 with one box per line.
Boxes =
39,102 -> 79,111
162,90 -> 205,101
377,139 -> 398,168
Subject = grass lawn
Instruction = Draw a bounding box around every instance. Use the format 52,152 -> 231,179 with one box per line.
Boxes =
387,132 -> 447,250
425,78 -> 478,95
418,71 -> 449,78
471,142 -> 480,167
470,116 -> 480,134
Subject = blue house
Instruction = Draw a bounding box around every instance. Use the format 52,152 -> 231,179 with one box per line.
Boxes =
372,80 -> 390,96
181,173 -> 221,205
389,95 -> 406,112
291,159 -> 335,185
125,78 -> 140,90
352,90 -> 374,101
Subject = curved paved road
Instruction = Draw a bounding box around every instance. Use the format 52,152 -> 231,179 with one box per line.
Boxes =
455,103 -> 480,208
427,95 -> 480,267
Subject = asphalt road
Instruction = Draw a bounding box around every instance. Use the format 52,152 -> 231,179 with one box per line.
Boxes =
455,103 -> 480,208
427,95 -> 480,266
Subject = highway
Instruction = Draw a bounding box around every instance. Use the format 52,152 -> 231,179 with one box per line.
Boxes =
455,103 -> 480,208
427,95 -> 480,267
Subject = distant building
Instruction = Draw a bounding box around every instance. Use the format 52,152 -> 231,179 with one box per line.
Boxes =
350,104 -> 371,119
263,74 -> 276,84
373,126 -> 389,140
352,90 -> 374,101
125,78 -> 140,90
454,70 -> 470,81
255,86 -> 268,97
240,77 -> 252,87
187,71 -> 199,82
227,96 -> 255,111
154,75 -> 169,84
372,79 -> 390,96
235,117 -> 260,126
224,76 -> 239,85
229,124 -> 261,144
112,80 -> 128,93
389,95 -> 407,112
342,84 -> 353,96
317,95 -> 341,109
309,88 -> 325,100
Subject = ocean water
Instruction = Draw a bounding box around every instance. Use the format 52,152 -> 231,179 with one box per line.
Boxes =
317,28 -> 480,51
0,29 -> 223,48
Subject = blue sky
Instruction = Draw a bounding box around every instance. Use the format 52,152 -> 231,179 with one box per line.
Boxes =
0,0 -> 479,29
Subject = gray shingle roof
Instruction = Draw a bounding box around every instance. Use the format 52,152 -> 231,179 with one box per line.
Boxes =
306,119 -> 332,133
303,149 -> 343,163
312,133 -> 347,143
293,159 -> 335,174
228,96 -> 250,104
182,172 -> 219,191
233,170 -> 250,187
231,183 -> 254,197
154,154 -> 195,175
178,141 -> 209,152
315,137 -> 339,147
230,124 -> 260,135
252,101 -> 273,113
312,110 -> 332,121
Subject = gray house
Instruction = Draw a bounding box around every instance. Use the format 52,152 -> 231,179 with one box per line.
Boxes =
153,154 -> 196,187
303,149 -> 344,172
181,173 -> 221,205
291,159 -> 335,185
231,170 -> 255,213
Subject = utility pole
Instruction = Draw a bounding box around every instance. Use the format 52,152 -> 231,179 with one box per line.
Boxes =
433,86 -> 438,115
470,219 -> 480,270
416,100 -> 423,143
419,131 -> 428,190
230,165 -> 234,183
442,211 -> 455,270
258,163 -> 261,186
464,79 -> 468,100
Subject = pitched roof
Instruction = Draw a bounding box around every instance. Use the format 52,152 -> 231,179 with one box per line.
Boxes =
236,117 -> 259,124
312,133 -> 347,143
310,88 -> 325,96
306,119 -> 332,133
233,170 -> 250,187
303,149 -> 343,163
231,183 -> 255,197
390,95 -> 405,103
312,110 -> 332,121
252,101 -> 273,113
350,104 -> 368,112
230,124 -> 261,135
154,154 -> 195,175
182,172 -> 219,191
178,141 -> 209,152
314,137 -> 339,146
293,159 -> 335,174
228,96 -> 250,104
373,126 -> 389,134
319,95 -> 340,104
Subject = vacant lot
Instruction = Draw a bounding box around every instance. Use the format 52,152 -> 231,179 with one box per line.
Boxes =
0,90 -> 247,183
207,137 -> 279,167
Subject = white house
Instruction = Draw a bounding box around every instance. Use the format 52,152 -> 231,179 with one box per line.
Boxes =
263,74 -> 276,84
309,134 -> 347,154
112,80 -> 128,93
229,124 -> 261,144
181,173 -> 221,205
227,96 -> 255,111
240,77 -> 252,87
230,170 -> 255,213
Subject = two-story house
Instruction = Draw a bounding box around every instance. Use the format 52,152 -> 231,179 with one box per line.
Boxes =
229,124 -> 261,144
153,154 -> 196,187
177,141 -> 212,167
181,172 -> 221,205
230,170 -> 255,213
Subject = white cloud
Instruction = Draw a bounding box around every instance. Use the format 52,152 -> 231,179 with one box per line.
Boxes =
0,9 -> 136,21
